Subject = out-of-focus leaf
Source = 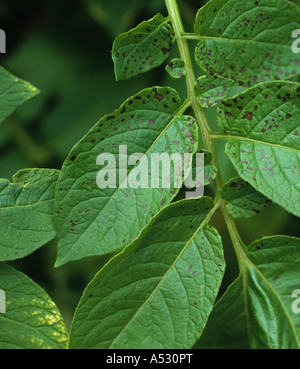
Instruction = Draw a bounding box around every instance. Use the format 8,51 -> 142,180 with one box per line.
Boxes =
0,168 -> 59,261
0,66 -> 39,125
0,263 -> 68,349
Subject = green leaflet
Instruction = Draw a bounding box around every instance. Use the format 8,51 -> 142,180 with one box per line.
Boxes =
217,81 -> 300,217
193,278 -> 249,349
196,236 -> 300,349
221,177 -> 271,218
112,14 -> 174,80
195,75 -> 233,108
199,149 -> 217,186
0,263 -> 68,349
0,168 -> 59,262
165,58 -> 186,79
0,66 -> 39,125
194,0 -> 300,87
54,86 -> 199,267
69,198 -> 225,349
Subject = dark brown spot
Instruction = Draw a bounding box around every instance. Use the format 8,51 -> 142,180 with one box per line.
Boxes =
242,111 -> 253,121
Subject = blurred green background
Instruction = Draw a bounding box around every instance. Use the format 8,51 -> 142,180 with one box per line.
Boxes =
1,0 -> 299,328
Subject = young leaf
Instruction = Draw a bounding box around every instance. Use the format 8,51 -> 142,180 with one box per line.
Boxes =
0,263 -> 68,349
194,0 -> 300,87
217,81 -> 300,217
195,75 -> 233,108
112,14 -> 174,80
196,236 -> 300,349
54,87 -> 198,267
196,149 -> 217,186
0,66 -> 39,125
221,177 -> 271,218
69,198 -> 225,349
0,168 -> 59,262
165,58 -> 186,79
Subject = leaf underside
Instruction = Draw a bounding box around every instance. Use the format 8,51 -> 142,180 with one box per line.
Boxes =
217,81 -> 300,217
195,75 -> 233,108
112,14 -> 174,81
69,198 -> 225,349
221,177 -> 271,218
166,58 -> 186,79
0,263 -> 68,349
0,168 -> 59,261
194,0 -> 300,87
54,86 -> 199,266
0,66 -> 39,125
196,236 -> 300,349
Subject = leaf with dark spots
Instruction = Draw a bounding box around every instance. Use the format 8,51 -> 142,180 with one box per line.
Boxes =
242,111 -> 253,121
195,75 -> 234,108
112,14 -> 174,81
194,0 -> 300,86
165,58 -> 186,79
153,88 -> 164,101
218,81 -> 300,217
192,148 -> 217,186
221,177 -> 271,218
54,86 -> 199,266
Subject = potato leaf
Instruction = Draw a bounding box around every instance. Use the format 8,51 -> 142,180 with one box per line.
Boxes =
196,236 -> 300,349
195,75 -> 233,108
0,66 -> 39,125
54,87 -> 198,266
0,168 -> 59,261
221,177 -> 271,218
217,81 -> 300,217
69,198 -> 225,349
0,263 -> 68,349
194,0 -> 300,86
112,14 -> 174,80
165,58 -> 186,79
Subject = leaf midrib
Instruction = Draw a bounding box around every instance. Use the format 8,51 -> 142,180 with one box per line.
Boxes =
193,34 -> 295,49
217,134 -> 300,154
0,198 -> 53,211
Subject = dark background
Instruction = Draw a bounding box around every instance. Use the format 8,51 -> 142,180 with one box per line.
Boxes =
0,0 -> 299,328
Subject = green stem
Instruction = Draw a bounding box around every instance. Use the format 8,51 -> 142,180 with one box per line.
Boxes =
3,119 -> 52,166
220,201 -> 247,263
181,33 -> 201,40
165,0 -> 248,273
165,0 -> 221,198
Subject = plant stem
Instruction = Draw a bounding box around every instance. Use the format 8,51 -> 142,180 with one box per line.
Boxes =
165,0 -> 222,197
3,119 -> 52,166
165,0 -> 248,273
